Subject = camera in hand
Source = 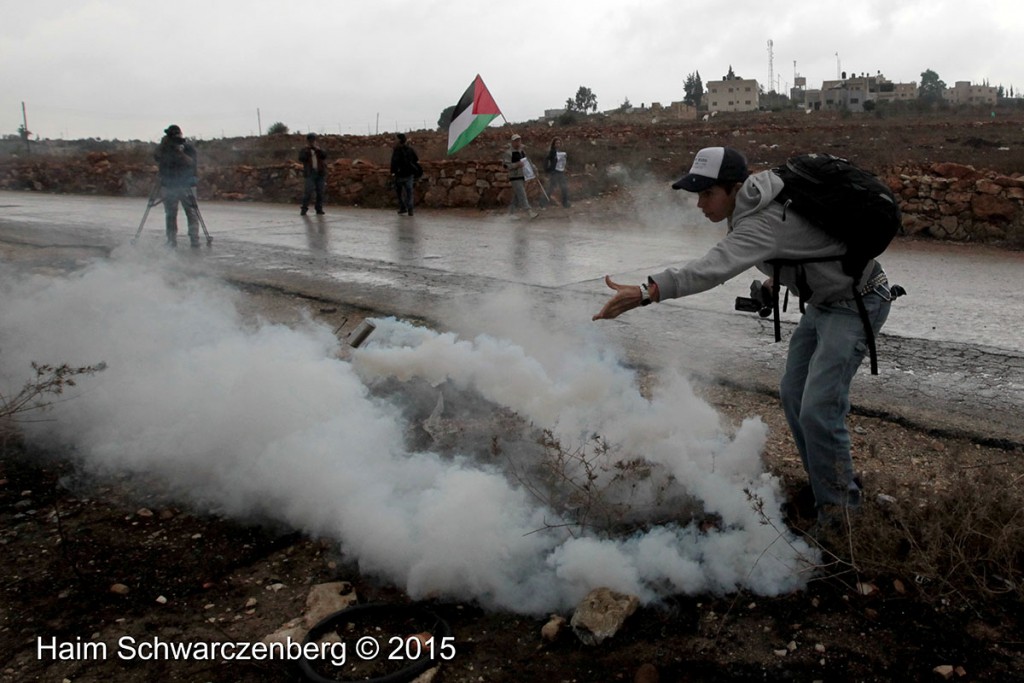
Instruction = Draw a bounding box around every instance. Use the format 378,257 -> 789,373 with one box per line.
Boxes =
734,280 -> 773,318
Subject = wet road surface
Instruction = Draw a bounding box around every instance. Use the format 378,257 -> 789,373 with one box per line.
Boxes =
1,190 -> 1022,445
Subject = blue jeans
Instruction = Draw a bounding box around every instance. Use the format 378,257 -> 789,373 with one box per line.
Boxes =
544,171 -> 569,207
508,178 -> 532,213
779,284 -> 891,521
302,174 -> 326,212
395,175 -> 414,213
161,185 -> 200,245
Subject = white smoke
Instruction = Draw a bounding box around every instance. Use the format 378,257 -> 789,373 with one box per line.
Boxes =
0,252 -> 815,615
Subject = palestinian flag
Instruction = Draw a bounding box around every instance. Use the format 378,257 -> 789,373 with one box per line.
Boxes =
446,75 -> 502,155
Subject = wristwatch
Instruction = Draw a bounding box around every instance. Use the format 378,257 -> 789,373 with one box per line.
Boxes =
639,283 -> 652,306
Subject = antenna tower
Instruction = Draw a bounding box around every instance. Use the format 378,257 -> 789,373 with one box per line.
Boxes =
767,39 -> 774,93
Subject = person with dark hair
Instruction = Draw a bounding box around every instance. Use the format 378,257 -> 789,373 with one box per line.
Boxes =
543,137 -> 570,208
390,133 -> 420,216
593,146 -> 893,537
299,133 -> 327,216
153,124 -> 200,247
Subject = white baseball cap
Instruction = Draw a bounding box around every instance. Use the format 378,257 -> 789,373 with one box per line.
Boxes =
672,147 -> 749,191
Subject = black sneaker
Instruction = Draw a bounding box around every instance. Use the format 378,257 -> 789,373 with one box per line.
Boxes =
398,208 -> 407,215
300,208 -> 308,216
315,209 -> 325,215
407,210 -> 413,216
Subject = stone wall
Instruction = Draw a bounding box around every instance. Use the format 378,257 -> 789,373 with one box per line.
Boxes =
885,162 -> 1024,244
2,153 -> 1022,245
0,154 -> 573,211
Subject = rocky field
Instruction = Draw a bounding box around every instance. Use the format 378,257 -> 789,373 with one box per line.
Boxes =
2,108 -> 1024,682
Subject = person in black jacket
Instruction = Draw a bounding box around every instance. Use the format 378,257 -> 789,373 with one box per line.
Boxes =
390,133 -> 419,215
299,133 -> 327,216
543,137 -> 570,208
153,124 -> 200,247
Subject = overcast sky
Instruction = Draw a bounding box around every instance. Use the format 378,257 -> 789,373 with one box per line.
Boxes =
3,0 -> 1023,142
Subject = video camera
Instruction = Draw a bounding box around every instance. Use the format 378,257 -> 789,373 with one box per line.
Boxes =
735,280 -> 773,318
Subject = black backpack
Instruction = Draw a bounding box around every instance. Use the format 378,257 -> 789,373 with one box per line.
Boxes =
409,158 -> 424,179
766,154 -> 903,374
772,153 -> 901,277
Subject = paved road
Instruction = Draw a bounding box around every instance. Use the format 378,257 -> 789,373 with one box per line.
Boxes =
1,190 -> 1022,445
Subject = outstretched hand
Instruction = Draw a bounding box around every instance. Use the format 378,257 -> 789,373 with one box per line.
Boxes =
592,275 -> 643,320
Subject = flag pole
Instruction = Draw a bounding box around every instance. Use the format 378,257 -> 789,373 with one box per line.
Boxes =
532,174 -> 550,203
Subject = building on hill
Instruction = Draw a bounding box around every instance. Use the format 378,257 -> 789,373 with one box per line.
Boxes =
807,72 -> 916,111
944,81 -> 998,105
706,77 -> 760,112
602,101 -> 698,121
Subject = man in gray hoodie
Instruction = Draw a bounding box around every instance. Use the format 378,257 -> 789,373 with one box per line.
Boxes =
593,146 -> 893,533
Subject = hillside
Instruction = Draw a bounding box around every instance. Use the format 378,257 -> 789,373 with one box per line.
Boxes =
4,106 -> 1024,202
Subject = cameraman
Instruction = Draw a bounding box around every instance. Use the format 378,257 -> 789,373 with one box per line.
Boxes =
592,147 -> 892,537
299,132 -> 327,216
154,124 -> 200,248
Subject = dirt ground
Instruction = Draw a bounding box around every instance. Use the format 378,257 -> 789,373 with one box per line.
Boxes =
2,226 -> 1024,683
2,135 -> 1024,683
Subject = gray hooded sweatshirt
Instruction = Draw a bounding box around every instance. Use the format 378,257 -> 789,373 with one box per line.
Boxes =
649,169 -> 879,305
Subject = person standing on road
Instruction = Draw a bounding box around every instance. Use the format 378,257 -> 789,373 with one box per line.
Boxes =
543,137 -> 570,208
154,124 -> 200,248
390,133 -> 419,216
592,146 -> 893,536
503,133 -> 538,219
299,132 -> 327,216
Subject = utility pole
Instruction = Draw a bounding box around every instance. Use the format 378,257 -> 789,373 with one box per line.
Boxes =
835,52 -> 841,79
257,108 -> 262,136
21,101 -> 30,155
767,39 -> 774,94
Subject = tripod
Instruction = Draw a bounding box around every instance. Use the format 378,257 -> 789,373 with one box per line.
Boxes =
131,179 -> 213,246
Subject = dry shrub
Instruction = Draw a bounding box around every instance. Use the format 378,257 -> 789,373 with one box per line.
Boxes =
0,361 -> 106,446
838,465 -> 1024,607
501,429 -> 698,538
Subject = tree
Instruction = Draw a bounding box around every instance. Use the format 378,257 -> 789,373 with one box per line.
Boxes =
17,124 -> 30,141
684,71 -> 704,108
565,86 -> 598,114
919,69 -> 946,102
437,105 -> 456,131
618,96 -> 632,112
724,65 -> 738,80
266,121 -> 289,135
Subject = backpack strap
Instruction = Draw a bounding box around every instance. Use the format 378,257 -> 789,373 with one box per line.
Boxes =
765,258 -> 880,375
771,262 -> 782,342
853,287 -> 879,375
